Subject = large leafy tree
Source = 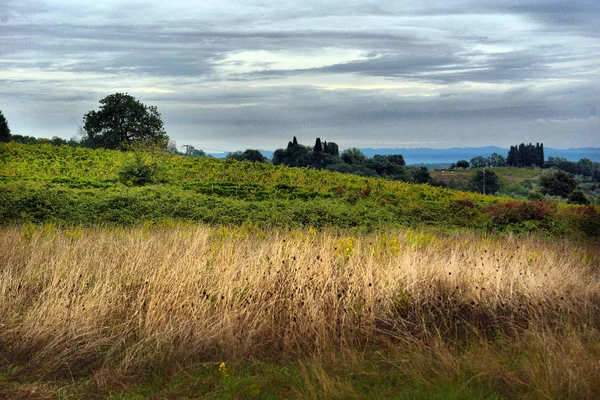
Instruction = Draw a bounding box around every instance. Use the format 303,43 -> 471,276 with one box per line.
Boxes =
455,160 -> 470,169
82,93 -> 168,150
227,149 -> 266,163
341,148 -> 366,165
0,110 -> 11,142
470,155 -> 488,168
540,170 -> 577,198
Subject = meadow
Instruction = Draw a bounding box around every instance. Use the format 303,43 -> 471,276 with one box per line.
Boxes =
1,143 -> 600,398
1,224 -> 600,398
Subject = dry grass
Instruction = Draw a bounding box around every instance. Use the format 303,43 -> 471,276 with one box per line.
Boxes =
1,224 -> 600,398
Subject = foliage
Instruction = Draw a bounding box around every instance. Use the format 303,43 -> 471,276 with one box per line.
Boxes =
507,142 -> 544,167
323,140 -> 339,156
568,190 -> 589,205
545,157 -> 600,181
468,153 -> 507,169
455,160 -> 469,169
469,155 -> 487,168
313,137 -> 323,152
468,170 -> 500,194
273,143 -> 313,167
341,147 -> 367,165
82,93 -> 169,150
1,143 -> 598,237
540,170 -> 578,198
487,152 -> 506,167
0,110 -> 10,143
227,149 -> 266,163
527,191 -> 545,201
180,145 -> 206,157
118,150 -> 167,186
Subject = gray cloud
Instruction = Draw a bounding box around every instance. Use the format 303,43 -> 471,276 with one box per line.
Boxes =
0,0 -> 598,149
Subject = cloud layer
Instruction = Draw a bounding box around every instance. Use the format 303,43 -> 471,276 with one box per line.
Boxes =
1,0 -> 598,150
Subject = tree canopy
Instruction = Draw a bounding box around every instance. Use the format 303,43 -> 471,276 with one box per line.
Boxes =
507,143 -> 544,167
0,110 -> 10,143
82,93 -> 169,150
540,170 -> 577,198
227,149 -> 266,163
455,160 -> 470,169
469,170 -> 500,194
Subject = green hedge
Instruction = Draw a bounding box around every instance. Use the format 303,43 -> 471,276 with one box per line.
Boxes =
1,181 -> 598,237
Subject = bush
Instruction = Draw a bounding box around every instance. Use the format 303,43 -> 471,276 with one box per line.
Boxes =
540,170 -> 577,198
527,191 -> 545,201
118,152 -> 166,186
568,190 -> 589,205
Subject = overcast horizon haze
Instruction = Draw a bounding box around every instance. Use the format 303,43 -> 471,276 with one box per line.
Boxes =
1,0 -> 599,152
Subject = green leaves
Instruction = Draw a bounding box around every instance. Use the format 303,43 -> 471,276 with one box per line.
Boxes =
82,93 -> 168,150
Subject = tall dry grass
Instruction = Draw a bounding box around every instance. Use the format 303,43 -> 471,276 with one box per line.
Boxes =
1,224 -> 600,397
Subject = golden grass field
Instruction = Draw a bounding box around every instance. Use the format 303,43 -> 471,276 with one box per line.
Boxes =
1,224 -> 600,398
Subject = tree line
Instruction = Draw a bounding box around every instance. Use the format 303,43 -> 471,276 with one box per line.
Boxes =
2,95 -> 598,200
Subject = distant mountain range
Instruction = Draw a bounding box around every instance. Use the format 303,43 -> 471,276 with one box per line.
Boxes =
207,147 -> 600,164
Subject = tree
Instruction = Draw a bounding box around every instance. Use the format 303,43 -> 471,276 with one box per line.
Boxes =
0,110 -> 10,142
469,170 -> 500,194
409,166 -> 432,184
455,160 -> 469,169
323,141 -> 339,156
82,93 -> 168,150
576,158 -> 593,177
341,148 -> 366,165
273,144 -> 312,167
470,155 -> 488,168
507,143 -> 544,167
567,190 -> 589,205
314,138 -> 323,152
166,140 -> 179,154
487,153 -> 506,167
228,149 -> 266,163
182,145 -> 206,157
540,170 -> 577,198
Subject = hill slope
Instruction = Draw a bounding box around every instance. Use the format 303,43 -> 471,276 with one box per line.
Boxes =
1,143 -> 598,236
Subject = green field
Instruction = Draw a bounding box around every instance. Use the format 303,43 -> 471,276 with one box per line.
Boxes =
1,143 -> 598,237
431,166 -> 543,192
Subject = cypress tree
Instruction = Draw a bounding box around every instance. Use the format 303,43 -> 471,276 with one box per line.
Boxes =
314,137 -> 323,152
518,143 -> 525,166
292,136 -> 298,146
539,143 -> 544,167
507,146 -> 516,166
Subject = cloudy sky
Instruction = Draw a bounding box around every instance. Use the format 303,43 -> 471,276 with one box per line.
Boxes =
1,0 -> 599,151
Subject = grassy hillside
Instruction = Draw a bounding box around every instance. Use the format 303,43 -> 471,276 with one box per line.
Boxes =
1,224 -> 599,398
1,143 -> 598,236
431,167 -> 543,191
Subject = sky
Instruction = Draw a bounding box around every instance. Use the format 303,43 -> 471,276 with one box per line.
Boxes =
1,0 -> 599,152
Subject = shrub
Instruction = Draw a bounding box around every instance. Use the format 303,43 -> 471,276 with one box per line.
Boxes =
540,170 -> 577,198
527,191 -> 545,201
118,152 -> 165,186
568,190 -> 589,205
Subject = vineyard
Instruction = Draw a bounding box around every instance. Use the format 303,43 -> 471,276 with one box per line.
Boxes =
1,143 -> 598,236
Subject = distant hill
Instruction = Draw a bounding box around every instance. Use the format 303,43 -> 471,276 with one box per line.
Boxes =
209,147 -> 600,164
